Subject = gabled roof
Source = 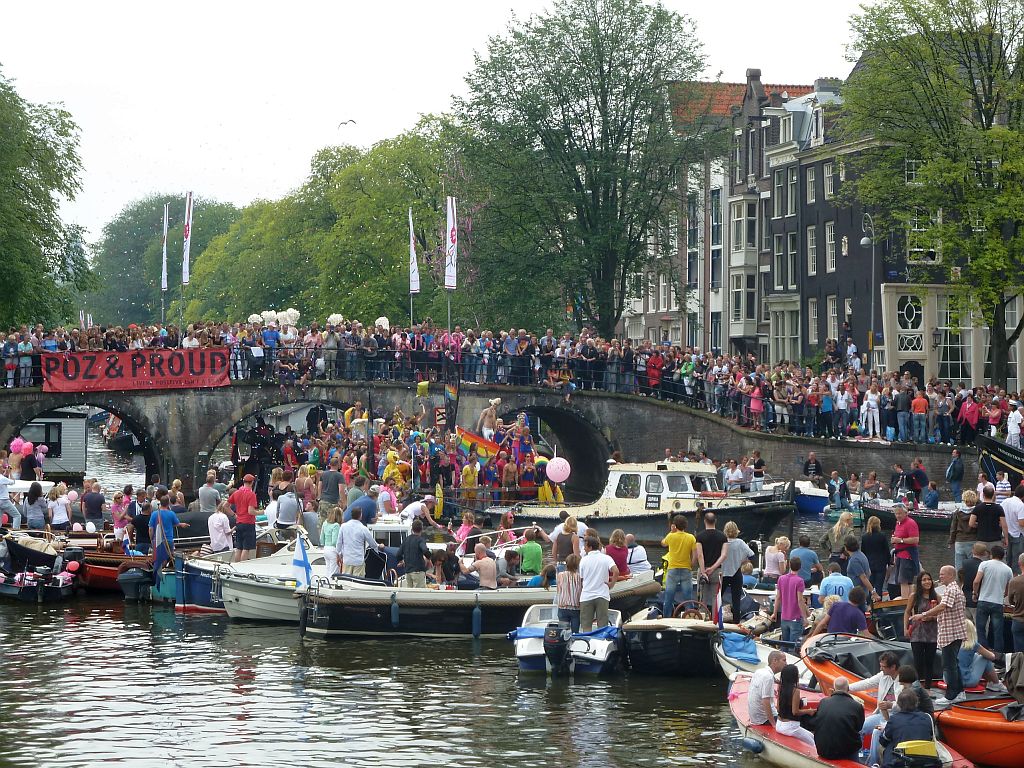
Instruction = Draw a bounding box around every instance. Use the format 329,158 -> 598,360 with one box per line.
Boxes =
671,81 -> 815,124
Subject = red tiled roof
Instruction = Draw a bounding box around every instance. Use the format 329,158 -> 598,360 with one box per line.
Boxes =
671,81 -> 815,124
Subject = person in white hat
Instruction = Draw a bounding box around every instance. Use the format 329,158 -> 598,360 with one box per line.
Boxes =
399,495 -> 443,529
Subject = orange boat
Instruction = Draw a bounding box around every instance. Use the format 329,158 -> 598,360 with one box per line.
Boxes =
803,633 -> 1023,768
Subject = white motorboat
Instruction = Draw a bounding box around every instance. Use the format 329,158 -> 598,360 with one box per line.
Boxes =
510,603 -> 623,675
712,633 -> 811,684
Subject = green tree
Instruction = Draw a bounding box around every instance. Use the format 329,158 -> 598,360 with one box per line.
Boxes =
456,0 -> 709,337
88,194 -> 239,326
842,0 -> 1024,386
0,67 -> 87,328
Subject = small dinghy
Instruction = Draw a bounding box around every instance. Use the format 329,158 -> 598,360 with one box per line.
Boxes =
0,565 -> 78,603
509,604 -> 623,676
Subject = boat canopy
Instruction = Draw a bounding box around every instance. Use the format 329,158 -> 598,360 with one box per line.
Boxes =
806,634 -> 916,678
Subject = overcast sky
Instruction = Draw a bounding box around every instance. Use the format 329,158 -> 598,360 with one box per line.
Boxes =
1,0 -> 865,242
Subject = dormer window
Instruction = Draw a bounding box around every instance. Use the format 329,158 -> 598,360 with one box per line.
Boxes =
811,107 -> 824,146
780,115 -> 793,144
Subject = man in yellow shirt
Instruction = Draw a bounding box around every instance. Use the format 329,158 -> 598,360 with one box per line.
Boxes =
661,514 -> 697,618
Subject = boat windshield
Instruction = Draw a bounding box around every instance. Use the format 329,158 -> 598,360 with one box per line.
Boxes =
690,475 -> 719,492
665,475 -> 691,493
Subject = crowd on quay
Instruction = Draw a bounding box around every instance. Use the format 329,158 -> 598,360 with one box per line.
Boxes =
5,319 -> 1024,449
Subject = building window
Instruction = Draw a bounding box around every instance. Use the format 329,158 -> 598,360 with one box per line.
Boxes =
747,128 -> 757,178
710,189 -> 722,246
808,297 -> 818,344
710,248 -> 722,289
773,235 -> 785,290
780,115 -> 793,143
687,250 -> 698,288
687,194 -> 699,249
825,221 -> 836,272
806,166 -> 816,204
686,312 -> 699,347
823,161 -> 834,199
659,274 -> 671,311
827,294 -> 838,340
787,167 -> 797,216
733,134 -> 742,184
731,275 -> 742,322
746,274 -> 757,321
760,273 -> 770,322
761,199 -> 771,252
772,311 -> 785,363
937,295 -> 972,381
730,202 -> 744,251
844,297 -> 853,322
647,274 -> 657,313
905,158 -> 922,184
787,232 -> 798,290
773,170 -> 784,218
761,125 -> 771,178
746,202 -> 757,248
787,309 -> 800,363
807,225 -> 817,276
710,312 -> 722,351
907,208 -> 942,263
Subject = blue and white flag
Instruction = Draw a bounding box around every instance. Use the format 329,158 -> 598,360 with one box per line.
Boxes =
292,536 -> 313,590
150,509 -> 172,587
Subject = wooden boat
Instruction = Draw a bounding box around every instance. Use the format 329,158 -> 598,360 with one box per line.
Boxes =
300,570 -> 660,639
486,460 -> 795,545
802,633 -> 1022,768
623,606 -> 748,676
730,673 -> 973,768
860,499 -> 955,532
713,634 -> 810,684
510,604 -> 624,675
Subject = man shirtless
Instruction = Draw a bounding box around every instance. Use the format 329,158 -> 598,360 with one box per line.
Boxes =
477,398 -> 500,440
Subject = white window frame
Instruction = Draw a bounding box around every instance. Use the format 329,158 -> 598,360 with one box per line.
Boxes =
823,161 -> 834,199
780,115 -> 793,144
731,274 -> 743,322
808,298 -> 818,344
905,158 -> 922,185
730,202 -> 744,252
825,221 -> 836,272
773,235 -> 785,290
807,225 -> 817,276
773,170 -> 784,219
787,232 -> 798,290
827,294 -> 838,340
787,167 -> 798,216
806,166 -> 816,204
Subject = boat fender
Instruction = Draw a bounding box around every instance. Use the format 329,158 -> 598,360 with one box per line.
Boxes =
390,592 -> 399,628
472,594 -> 482,638
741,737 -> 764,754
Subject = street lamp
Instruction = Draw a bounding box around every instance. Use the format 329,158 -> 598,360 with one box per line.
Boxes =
860,213 -> 876,372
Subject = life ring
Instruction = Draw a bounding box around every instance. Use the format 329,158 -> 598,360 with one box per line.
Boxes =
700,491 -> 726,499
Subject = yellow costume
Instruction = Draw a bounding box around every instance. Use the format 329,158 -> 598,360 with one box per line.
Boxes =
381,450 -> 403,486
537,481 -> 564,504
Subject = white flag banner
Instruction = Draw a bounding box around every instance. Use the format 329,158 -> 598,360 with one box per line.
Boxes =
444,196 -> 457,290
182,191 -> 193,286
86,313 -> 93,329
161,202 -> 169,292
409,207 -> 420,295
159,201 -> 167,290
79,309 -> 85,329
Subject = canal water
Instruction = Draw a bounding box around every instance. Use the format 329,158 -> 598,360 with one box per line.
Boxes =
5,434 -> 957,767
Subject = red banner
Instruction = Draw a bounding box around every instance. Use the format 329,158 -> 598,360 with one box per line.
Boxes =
42,348 -> 231,393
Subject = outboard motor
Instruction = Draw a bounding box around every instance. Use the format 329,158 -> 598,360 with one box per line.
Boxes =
32,566 -> 53,584
62,546 -> 86,569
543,621 -> 574,676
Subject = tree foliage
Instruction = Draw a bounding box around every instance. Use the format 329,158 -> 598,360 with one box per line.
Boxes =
0,67 -> 89,329
842,0 -> 1024,386
456,0 -> 710,337
88,194 -> 239,326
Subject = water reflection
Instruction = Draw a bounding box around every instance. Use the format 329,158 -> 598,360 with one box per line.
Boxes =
85,426 -> 146,490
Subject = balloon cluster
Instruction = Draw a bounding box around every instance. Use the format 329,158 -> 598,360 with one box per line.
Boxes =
9,438 -> 34,457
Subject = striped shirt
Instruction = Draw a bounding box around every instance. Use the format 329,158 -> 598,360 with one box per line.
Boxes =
556,571 -> 582,610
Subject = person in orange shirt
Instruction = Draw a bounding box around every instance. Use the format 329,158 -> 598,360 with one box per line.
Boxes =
911,390 -> 930,443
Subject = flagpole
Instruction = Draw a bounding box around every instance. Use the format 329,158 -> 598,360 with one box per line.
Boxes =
409,294 -> 414,329
161,202 -> 169,325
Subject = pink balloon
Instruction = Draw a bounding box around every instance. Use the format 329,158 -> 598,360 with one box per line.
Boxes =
546,457 -> 571,484
68,490 -> 79,502
9,437 -> 24,454
21,442 -> 33,457
66,560 -> 80,573
72,522 -> 83,531
38,445 -> 48,454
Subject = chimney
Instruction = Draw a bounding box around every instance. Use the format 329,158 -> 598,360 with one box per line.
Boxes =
814,77 -> 842,95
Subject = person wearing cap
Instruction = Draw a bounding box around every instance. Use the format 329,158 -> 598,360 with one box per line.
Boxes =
229,474 -> 259,561
344,484 -> 379,525
399,496 -> 443,529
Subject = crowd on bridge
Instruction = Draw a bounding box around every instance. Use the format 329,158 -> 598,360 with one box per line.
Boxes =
6,317 -> 1024,449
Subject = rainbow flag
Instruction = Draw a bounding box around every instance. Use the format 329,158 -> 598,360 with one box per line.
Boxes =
445,383 -> 458,402
455,426 -> 499,465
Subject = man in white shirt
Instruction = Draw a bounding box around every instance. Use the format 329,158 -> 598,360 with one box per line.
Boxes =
549,511 -> 588,541
974,543 -> 1013,651
1008,403 -> 1024,449
578,536 -> 618,630
748,651 -> 787,726
1004,485 -> 1024,575
338,507 -> 384,577
399,496 -> 443,530
624,534 -> 652,573
0,473 -> 20,529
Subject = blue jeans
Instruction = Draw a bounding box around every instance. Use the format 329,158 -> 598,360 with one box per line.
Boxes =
976,600 -> 1005,652
913,413 -> 927,442
663,568 -> 693,617
1013,619 -> 1024,652
897,411 -> 911,442
949,481 -> 962,503
558,607 -> 580,634
781,619 -> 804,648
0,499 -> 20,529
942,639 -> 964,699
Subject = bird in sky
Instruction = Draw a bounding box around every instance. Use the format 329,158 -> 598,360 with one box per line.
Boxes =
337,119 -> 357,127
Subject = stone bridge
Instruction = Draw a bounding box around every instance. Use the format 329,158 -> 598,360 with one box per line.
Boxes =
0,381 -> 976,496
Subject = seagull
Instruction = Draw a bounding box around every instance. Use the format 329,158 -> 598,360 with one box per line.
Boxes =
337,119 -> 357,128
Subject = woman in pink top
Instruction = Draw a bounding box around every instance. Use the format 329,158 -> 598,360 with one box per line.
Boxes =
110,491 -> 130,541
604,528 -> 631,579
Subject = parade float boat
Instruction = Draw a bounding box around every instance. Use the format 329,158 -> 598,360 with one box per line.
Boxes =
509,604 -> 624,676
488,461 -> 795,545
802,632 -> 1022,768
299,570 -> 660,639
729,673 -> 973,768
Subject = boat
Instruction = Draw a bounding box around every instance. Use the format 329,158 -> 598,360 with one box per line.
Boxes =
80,534 -> 210,593
824,505 -> 864,526
976,433 -> 1024,489
713,633 -> 810,683
623,602 -> 750,676
509,604 -> 624,675
487,460 -> 796,545
0,565 -> 78,603
117,564 -> 176,603
300,570 -> 661,639
793,481 -> 831,516
729,672 -> 973,768
859,498 -> 956,532
802,632 -> 1023,768
866,597 -> 909,641
102,414 -> 140,453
